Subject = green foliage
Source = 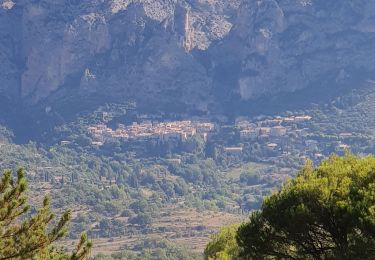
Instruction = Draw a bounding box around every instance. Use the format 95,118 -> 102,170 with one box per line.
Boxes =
71,233 -> 93,260
0,109 -> 292,256
239,172 -> 262,185
204,224 -> 241,260
92,238 -> 201,260
236,154 -> 375,259
129,213 -> 152,227
0,168 -> 92,260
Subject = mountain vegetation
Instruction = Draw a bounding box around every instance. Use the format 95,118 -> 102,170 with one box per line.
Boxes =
2,89 -> 375,257
204,224 -> 241,260
205,154 -> 375,259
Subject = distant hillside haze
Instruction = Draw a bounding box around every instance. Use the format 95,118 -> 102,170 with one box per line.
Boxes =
1,0 -> 375,114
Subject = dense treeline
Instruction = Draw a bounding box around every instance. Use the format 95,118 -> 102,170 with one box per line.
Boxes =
205,154 -> 375,259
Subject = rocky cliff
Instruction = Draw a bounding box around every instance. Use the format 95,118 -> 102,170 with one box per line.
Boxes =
1,0 -> 375,114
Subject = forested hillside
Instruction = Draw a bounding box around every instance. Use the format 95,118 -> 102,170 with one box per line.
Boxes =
0,87 -> 375,257
205,154 -> 375,259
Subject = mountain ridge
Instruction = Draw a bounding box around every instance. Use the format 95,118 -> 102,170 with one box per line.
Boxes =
1,0 -> 375,115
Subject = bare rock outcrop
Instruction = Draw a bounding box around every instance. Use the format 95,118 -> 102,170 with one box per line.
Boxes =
0,0 -> 374,114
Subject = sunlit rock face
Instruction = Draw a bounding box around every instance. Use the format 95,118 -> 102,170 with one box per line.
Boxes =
0,0 -> 375,112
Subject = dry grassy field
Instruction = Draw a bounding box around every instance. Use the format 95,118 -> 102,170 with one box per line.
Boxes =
64,205 -> 245,256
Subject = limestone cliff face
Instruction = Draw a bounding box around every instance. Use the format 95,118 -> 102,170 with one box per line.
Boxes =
0,0 -> 375,113
209,0 -> 375,103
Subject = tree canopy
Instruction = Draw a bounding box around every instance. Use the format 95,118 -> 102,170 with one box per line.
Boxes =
204,224 -> 241,260
0,168 -> 92,259
206,154 -> 375,259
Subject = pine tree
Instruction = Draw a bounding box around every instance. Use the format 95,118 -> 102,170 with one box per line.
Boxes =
205,154 -> 375,259
236,154 -> 375,259
0,168 -> 92,259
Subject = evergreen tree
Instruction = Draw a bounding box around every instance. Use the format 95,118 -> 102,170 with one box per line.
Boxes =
204,224 -> 241,260
0,168 -> 92,259
205,154 -> 375,259
237,155 -> 375,259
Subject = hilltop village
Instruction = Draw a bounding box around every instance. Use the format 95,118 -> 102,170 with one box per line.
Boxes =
87,116 -> 314,146
236,115 -> 312,139
86,114 -> 354,166
232,115 -> 353,163
88,121 -> 215,146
